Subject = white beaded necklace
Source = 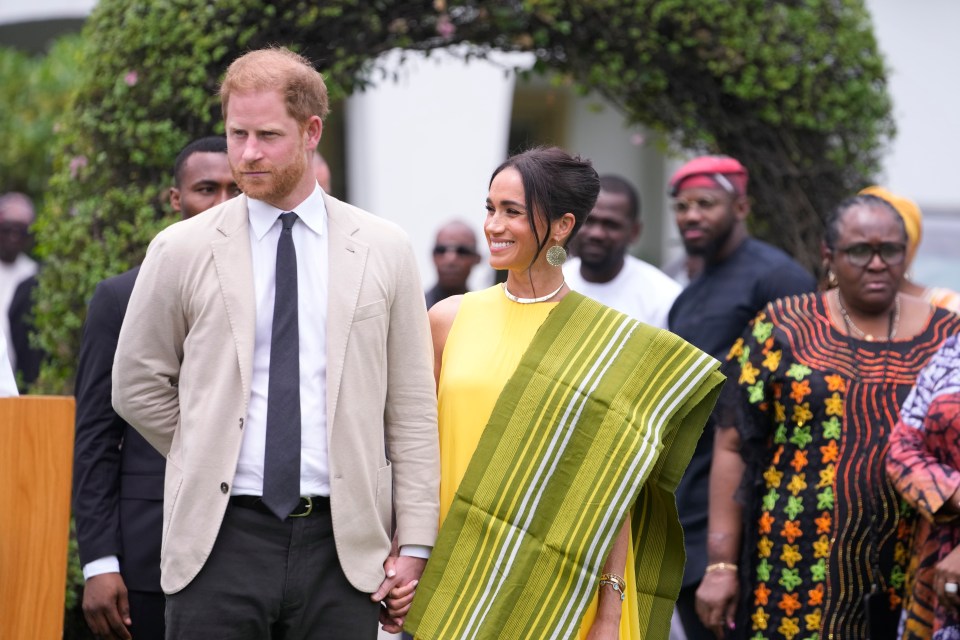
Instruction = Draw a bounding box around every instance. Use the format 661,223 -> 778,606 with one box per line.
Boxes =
501,280 -> 565,304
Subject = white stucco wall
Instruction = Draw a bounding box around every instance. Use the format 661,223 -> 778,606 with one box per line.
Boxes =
0,1 -> 95,23
346,48 -> 534,291
866,0 -> 960,210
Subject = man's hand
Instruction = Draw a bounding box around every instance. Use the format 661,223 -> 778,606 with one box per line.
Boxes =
82,573 -> 133,640
372,555 -> 427,633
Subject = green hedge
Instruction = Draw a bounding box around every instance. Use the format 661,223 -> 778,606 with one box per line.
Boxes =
0,36 -> 86,203
35,0 -> 892,394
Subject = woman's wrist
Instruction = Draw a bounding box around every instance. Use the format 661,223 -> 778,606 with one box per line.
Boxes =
598,573 -> 626,602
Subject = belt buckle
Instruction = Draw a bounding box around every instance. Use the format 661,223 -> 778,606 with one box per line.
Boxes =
289,496 -> 313,518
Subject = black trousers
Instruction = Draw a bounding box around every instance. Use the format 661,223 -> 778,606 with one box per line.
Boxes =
166,502 -> 379,640
128,590 -> 165,640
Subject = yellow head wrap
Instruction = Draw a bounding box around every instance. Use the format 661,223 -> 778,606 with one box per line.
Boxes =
859,185 -> 922,266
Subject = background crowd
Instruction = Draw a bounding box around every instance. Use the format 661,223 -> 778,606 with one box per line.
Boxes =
0,6 -> 959,638
6,129 -> 960,640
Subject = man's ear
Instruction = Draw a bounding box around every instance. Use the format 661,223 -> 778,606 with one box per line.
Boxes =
733,194 -> 750,221
169,186 -> 182,213
630,220 -> 643,244
304,115 -> 323,150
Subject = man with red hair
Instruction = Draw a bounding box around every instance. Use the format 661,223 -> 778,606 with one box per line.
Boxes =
113,47 -> 438,639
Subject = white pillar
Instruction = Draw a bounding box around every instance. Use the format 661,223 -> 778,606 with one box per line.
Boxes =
346,47 -> 534,291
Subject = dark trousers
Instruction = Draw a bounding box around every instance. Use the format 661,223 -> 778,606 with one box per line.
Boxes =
677,582 -> 718,640
166,502 -> 379,640
128,590 -> 165,640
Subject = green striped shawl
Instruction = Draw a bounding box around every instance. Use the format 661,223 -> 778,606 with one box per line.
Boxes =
406,293 -> 723,640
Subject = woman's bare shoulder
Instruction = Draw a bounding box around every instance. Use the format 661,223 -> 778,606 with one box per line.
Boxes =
429,294 -> 464,337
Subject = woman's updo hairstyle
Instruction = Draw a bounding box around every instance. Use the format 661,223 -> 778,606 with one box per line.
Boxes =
490,146 -> 600,267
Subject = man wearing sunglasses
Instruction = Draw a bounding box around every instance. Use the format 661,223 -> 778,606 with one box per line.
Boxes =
425,220 -> 481,308
665,155 -> 816,640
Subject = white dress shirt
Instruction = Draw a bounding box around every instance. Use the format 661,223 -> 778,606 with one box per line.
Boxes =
1,253 -> 38,370
0,336 -> 17,396
233,186 -> 331,497
85,188 -> 334,581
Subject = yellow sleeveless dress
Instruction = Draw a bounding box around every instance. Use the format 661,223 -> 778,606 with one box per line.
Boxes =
437,285 -> 642,639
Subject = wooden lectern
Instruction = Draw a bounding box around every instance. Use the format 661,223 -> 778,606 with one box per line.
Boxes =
0,396 -> 75,640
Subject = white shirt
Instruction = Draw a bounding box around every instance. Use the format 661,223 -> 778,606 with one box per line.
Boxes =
564,255 -> 682,329
86,187 -> 423,581
0,253 -> 38,371
86,188 -> 335,581
233,186 -> 331,498
0,336 -> 17,396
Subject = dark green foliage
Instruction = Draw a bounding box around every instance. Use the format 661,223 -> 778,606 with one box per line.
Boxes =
35,0 -> 892,394
0,36 -> 86,201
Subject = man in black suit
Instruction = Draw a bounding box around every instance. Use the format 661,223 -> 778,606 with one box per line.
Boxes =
73,136 -> 240,640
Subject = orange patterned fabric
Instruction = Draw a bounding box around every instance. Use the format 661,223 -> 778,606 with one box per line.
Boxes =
720,293 -> 960,639
888,335 -> 960,639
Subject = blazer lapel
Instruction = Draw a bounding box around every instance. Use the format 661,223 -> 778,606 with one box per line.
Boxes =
211,199 -> 256,402
325,197 -> 368,432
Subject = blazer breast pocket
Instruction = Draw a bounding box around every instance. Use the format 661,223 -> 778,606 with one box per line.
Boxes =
353,299 -> 387,323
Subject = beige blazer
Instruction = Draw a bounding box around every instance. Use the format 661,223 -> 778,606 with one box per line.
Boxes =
113,194 -> 439,594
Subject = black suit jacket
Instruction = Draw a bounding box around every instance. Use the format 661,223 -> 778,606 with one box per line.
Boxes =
8,274 -> 43,390
73,266 -> 165,592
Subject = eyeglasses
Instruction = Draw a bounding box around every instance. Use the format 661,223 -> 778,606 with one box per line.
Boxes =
433,244 -> 476,257
836,242 -> 906,267
671,197 -> 723,214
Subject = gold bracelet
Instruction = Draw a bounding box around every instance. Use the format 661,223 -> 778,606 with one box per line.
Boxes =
704,562 -> 738,574
599,573 -> 627,601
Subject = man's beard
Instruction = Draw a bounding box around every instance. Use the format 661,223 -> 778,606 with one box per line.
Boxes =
233,148 -> 307,205
683,215 -> 735,260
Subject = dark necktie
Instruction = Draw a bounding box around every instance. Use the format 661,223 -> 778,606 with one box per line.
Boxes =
262,211 -> 301,519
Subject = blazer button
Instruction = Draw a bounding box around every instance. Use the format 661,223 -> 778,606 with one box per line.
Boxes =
220,482 -> 229,494
239,417 -> 244,429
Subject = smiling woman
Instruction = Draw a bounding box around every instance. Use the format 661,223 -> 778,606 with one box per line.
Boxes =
696,194 -> 960,640
404,147 -> 725,640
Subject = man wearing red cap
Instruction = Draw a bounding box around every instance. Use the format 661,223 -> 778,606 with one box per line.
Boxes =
666,155 -> 815,640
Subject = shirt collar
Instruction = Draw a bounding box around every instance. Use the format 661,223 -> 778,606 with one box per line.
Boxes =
247,184 -> 327,240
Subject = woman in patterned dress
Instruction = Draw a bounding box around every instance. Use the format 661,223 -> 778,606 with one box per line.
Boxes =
694,194 -> 960,639
887,335 -> 960,639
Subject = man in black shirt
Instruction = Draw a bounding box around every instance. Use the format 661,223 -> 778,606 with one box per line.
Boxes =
667,156 -> 816,639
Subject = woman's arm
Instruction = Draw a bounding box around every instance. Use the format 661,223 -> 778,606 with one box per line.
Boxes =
696,425 -> 745,638
427,295 -> 462,388
586,517 -> 631,639
380,294 -> 463,632
887,418 -> 960,519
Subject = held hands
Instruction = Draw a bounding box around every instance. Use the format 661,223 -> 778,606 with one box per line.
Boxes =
372,554 -> 427,634
82,572 -> 133,640
696,567 -> 739,638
